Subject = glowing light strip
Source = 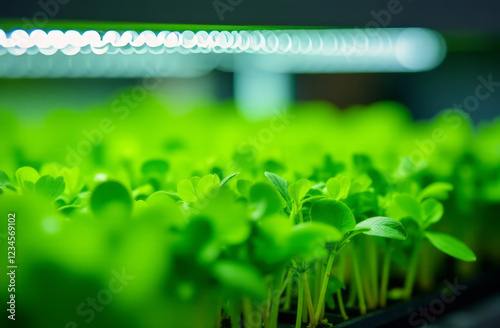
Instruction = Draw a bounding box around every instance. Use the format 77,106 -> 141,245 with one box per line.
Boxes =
0,28 -> 446,77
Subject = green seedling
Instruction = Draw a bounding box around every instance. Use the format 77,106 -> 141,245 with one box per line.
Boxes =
265,172 -> 407,328
387,186 -> 476,300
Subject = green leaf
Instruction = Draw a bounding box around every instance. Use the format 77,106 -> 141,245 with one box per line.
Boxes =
220,172 -> 240,188
290,222 -> 343,245
355,217 -> 407,240
177,179 -> 198,202
146,191 -> 177,206
35,175 -> 65,202
421,198 -> 443,226
249,182 -> 284,218
264,171 -> 291,204
60,167 -> 85,199
392,194 -> 422,222
201,189 -> 250,244
236,179 -> 252,198
90,180 -> 133,218
190,176 -> 201,189
141,159 -> 169,176
326,175 -> 350,200
0,170 -> 10,187
15,166 -> 40,192
212,260 -> 267,300
288,178 -> 311,206
349,175 -> 372,194
309,199 -> 356,235
387,288 -> 405,300
425,231 -> 476,262
287,222 -> 342,258
197,174 -> 220,199
327,275 -> 346,294
419,182 -> 453,201
58,204 -> 82,216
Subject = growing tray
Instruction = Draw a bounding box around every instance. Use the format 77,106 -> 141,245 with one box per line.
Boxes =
277,270 -> 500,327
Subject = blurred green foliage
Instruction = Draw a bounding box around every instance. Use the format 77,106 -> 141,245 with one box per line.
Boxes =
0,99 -> 498,328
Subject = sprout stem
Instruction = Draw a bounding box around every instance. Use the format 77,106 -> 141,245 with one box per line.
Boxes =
336,253 -> 349,320
295,277 -> 304,328
367,238 -> 379,305
215,299 -> 222,328
301,272 -> 317,327
404,239 -> 422,300
314,252 -> 336,323
350,244 -> 367,315
380,249 -> 392,307
337,291 -> 349,321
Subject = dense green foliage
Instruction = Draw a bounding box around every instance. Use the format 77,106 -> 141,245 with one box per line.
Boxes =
1,100 -> 498,328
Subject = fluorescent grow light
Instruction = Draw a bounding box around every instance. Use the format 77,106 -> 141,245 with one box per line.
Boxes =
0,27 -> 446,78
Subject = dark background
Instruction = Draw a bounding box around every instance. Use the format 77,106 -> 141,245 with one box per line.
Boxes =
2,0 -> 500,31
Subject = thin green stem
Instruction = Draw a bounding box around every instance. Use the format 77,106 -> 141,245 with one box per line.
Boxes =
289,206 -> 297,224
336,253 -> 348,320
350,244 -> 367,316
282,268 -> 293,311
314,252 -> 336,323
313,260 -> 323,309
380,248 -> 392,308
243,297 -> 260,328
337,291 -> 349,321
358,241 -> 376,309
301,272 -> 317,327
346,276 -> 357,308
284,279 -> 292,311
367,238 -> 379,305
229,299 -> 241,328
215,299 -> 222,328
263,288 -> 272,328
295,276 -> 304,328
302,287 -> 308,323
404,238 -> 422,300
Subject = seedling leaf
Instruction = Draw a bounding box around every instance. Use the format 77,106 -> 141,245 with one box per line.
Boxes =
177,179 -> 197,202
90,180 -> 133,217
15,166 -> 40,192
236,179 -> 252,198
220,172 -> 240,188
327,275 -> 346,294
291,222 -> 343,244
35,175 -> 65,202
287,222 -> 341,259
141,159 -> 169,176
61,167 -> 85,200
264,171 -> 291,204
0,170 -> 10,186
392,194 -> 422,222
249,182 -> 283,218
425,231 -> 476,262
288,178 -> 311,205
309,199 -> 356,234
197,174 -> 221,199
419,182 -> 453,201
421,198 -> 444,226
326,175 -> 350,200
355,217 -> 407,240
212,260 -> 267,300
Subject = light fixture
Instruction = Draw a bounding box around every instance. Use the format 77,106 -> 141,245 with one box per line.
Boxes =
0,27 -> 446,77
0,26 -> 446,119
